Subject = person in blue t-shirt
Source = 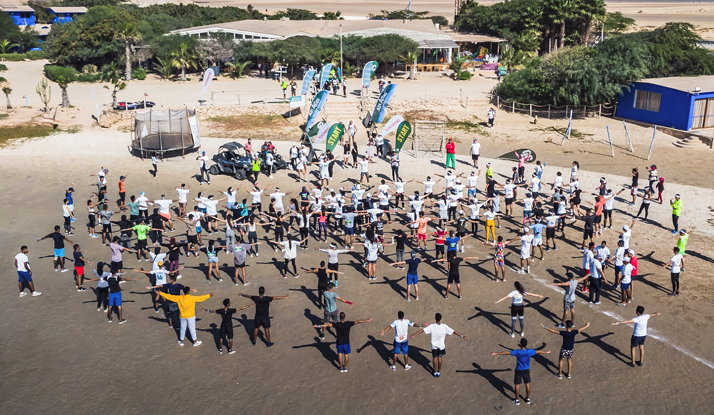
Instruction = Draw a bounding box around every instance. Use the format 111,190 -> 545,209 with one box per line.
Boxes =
491,338 -> 551,406
445,231 -> 460,256
530,220 -> 546,260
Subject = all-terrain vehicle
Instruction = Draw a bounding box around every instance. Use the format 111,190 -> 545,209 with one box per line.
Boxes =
208,142 -> 288,180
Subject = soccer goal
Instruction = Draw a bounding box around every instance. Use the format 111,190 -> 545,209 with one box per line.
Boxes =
412,120 -> 446,158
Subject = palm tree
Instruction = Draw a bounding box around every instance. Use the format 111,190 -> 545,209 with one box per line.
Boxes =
499,46 -> 532,74
0,39 -> 19,54
548,0 -> 581,49
100,63 -> 127,108
171,43 -> 197,81
343,61 -> 356,78
226,60 -> 252,78
2,86 -> 11,109
116,22 -> 142,81
579,0 -> 607,45
400,51 -> 419,80
153,57 -> 173,81
56,75 -> 71,108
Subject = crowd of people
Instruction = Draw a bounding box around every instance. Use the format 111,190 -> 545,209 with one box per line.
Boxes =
17,134 -> 693,406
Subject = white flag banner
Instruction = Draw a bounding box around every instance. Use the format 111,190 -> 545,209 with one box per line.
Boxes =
201,68 -> 214,98
313,122 -> 333,145
379,115 -> 405,137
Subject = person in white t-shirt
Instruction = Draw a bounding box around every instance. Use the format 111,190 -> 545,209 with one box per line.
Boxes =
153,195 -> 177,231
410,313 -> 468,377
358,157 -> 370,185
602,189 -> 625,229
616,219 -> 637,250
196,151 -> 211,185
663,247 -> 685,296
380,311 -> 421,371
508,227 -> 535,274
135,192 -> 150,219
421,176 -> 441,198
270,188 -> 288,213
530,173 -> 541,200
470,138 -> 481,168
202,195 -> 226,234
15,246 -> 41,297
496,281 -> 545,338
617,256 -> 634,306
280,234 -> 308,278
175,184 -> 191,217
612,306 -> 661,367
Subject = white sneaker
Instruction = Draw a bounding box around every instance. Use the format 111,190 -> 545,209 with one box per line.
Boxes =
194,340 -> 202,347
178,340 -> 184,346
61,268 -> 69,273
19,292 -> 28,297
255,253 -> 259,257
404,364 -> 412,370
390,365 -> 396,370
32,291 -> 42,297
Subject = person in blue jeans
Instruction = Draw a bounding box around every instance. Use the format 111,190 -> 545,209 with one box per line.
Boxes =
491,338 -> 551,406
314,312 -> 372,373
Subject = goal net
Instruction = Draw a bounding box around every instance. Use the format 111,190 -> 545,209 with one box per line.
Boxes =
411,120 -> 446,158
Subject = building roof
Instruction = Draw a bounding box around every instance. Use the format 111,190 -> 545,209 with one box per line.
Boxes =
451,33 -> 507,43
637,76 -> 714,93
0,5 -> 35,12
46,7 -> 88,13
171,19 -> 458,48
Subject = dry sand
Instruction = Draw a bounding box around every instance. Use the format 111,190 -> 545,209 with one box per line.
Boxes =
2,52 -> 714,414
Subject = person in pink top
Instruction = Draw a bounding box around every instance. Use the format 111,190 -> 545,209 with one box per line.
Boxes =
514,150 -> 528,183
445,138 -> 456,169
628,250 -> 638,300
244,139 -> 253,158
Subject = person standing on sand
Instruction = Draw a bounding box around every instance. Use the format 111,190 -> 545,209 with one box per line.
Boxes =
470,138 -> 481,168
380,311 -> 421,371
663,247 -> 684,296
15,246 -> 42,297
200,299 -> 255,354
197,151 -> 211,185
612,306 -> 661,367
390,250 -> 422,301
159,287 -> 214,347
318,282 -> 353,340
488,107 -> 496,128
495,281 -> 545,338
549,272 -> 589,328
314,312 -> 372,373
670,194 -> 682,234
445,137 -> 456,169
541,321 -> 590,379
491,338 -> 551,406
38,225 -> 73,272
239,287 -> 289,347
410,313 -> 468,378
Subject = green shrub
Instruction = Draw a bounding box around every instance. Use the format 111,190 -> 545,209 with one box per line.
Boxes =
131,67 -> 147,80
456,70 -> 472,80
82,64 -> 98,73
76,73 -> 102,83
26,50 -> 45,60
44,64 -> 77,82
0,54 -> 27,61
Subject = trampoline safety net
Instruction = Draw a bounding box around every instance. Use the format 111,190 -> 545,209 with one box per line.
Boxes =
131,109 -> 201,156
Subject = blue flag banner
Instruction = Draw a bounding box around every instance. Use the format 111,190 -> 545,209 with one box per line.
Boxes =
301,69 -> 316,96
306,90 -> 329,129
362,61 -> 378,88
319,64 -> 333,88
371,83 -> 397,124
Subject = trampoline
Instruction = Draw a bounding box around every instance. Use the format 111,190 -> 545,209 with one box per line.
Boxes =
130,109 -> 201,158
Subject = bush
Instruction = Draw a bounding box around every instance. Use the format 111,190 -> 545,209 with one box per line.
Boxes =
131,67 -> 147,80
82,64 -> 98,73
0,54 -> 27,61
44,64 -> 77,82
26,50 -> 45,60
456,70 -> 472,80
76,73 -> 102,83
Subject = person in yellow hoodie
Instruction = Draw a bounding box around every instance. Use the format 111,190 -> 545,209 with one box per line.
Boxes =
159,287 -> 214,347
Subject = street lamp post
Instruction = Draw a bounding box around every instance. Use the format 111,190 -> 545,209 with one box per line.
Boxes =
339,24 -> 343,83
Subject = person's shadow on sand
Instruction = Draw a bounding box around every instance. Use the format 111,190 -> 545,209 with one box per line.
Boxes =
356,334 -> 433,373
456,362 -> 513,398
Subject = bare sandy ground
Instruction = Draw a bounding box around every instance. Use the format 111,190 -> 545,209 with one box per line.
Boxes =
1,128 -> 714,414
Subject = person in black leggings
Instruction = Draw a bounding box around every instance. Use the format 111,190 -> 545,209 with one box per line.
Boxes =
86,262 -> 110,311
636,189 -> 651,219
390,151 -> 400,181
306,261 -> 342,308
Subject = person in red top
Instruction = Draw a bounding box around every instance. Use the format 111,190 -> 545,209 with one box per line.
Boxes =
433,227 -> 448,259
628,249 -> 638,300
445,138 -> 456,169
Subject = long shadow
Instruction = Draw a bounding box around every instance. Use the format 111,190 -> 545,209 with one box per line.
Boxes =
456,362 -> 513,399
525,297 -> 559,323
533,342 -> 558,374
469,306 -> 512,335
356,335 -> 433,373
195,322 -> 222,349
577,331 -> 630,364
633,272 -> 670,294
255,257 -> 286,275
685,250 -> 714,265
234,313 -> 257,343
421,274 -> 445,296
290,286 -> 322,309
638,251 -> 665,267
370,276 -> 407,298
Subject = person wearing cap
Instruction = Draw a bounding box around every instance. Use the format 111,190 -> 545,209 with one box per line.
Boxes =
656,177 -> 665,204
196,151 -> 210,185
611,306 -> 661,367
670,194 -> 682,234
445,137 -> 456,169
470,139 -> 481,168
114,175 -> 127,211
316,243 -> 354,286
674,228 -> 692,256
485,163 -> 494,181
646,164 -> 658,193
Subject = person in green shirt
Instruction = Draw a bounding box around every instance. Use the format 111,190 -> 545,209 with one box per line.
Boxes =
485,163 -> 494,181
675,229 -> 692,256
670,194 -> 682,234
121,195 -> 140,221
121,218 -> 154,262
280,80 -> 288,100
251,157 -> 261,182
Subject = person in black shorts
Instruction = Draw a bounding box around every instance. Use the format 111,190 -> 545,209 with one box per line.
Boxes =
580,208 -> 596,250
239,287 -> 289,347
430,254 -> 479,300
541,320 -> 590,379
305,261 -> 343,308
201,298 -> 255,354
491,338 -> 551,406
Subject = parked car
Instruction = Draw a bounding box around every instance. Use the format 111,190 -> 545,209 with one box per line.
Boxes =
113,101 -> 156,110
208,142 -> 288,181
